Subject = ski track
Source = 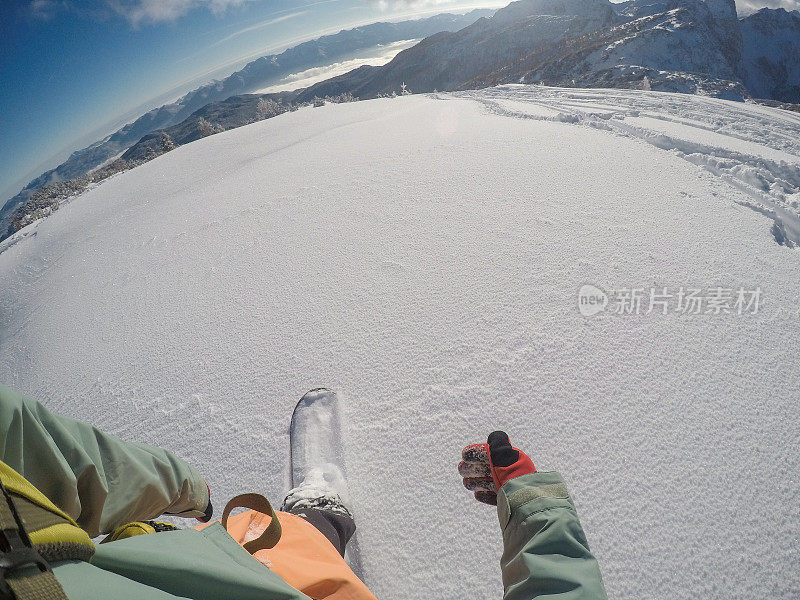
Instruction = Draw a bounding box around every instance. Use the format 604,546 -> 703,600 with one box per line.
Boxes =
1,88 -> 799,600
454,85 -> 800,247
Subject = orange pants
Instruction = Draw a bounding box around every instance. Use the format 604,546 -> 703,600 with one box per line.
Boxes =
196,509 -> 376,600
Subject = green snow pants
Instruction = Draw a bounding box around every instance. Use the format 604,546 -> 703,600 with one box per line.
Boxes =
0,383 -> 310,600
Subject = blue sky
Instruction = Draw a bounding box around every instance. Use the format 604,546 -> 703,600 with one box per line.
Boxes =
0,0 -> 796,203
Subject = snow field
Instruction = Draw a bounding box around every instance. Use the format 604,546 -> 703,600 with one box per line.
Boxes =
466,85 -> 800,246
0,89 -> 798,599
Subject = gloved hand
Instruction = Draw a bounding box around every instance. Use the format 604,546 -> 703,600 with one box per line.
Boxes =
459,431 -> 536,505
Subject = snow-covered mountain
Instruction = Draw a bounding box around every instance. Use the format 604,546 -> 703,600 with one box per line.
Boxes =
300,0 -> 799,103
740,7 -> 800,101
475,0 -> 749,99
1,87 -> 798,600
297,0 -> 619,100
589,0 -> 742,81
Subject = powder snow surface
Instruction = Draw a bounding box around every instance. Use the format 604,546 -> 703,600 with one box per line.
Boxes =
1,86 -> 799,599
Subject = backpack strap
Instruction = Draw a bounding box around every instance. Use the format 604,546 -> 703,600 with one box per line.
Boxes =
222,494 -> 282,554
0,476 -> 69,600
0,461 -> 96,600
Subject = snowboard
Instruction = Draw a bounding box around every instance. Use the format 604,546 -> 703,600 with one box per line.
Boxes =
288,388 -> 365,577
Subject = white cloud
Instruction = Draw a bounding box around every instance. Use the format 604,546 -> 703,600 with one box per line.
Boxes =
255,38 -> 419,92
105,0 -> 339,27
211,10 -> 310,47
30,0 -> 67,20
107,0 -> 248,26
368,0 -> 465,9
735,0 -> 800,14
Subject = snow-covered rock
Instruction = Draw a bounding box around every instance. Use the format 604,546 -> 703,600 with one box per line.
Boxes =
1,88 -> 798,599
740,7 -> 800,102
501,0 -> 746,98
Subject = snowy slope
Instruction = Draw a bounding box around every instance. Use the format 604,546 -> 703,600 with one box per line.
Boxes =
1,88 -> 799,599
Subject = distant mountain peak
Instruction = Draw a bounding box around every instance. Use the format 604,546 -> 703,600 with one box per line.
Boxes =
751,6 -> 800,21
490,0 -> 614,23
702,0 -> 737,21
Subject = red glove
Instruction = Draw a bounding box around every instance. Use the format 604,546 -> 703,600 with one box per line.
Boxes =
459,431 -> 536,505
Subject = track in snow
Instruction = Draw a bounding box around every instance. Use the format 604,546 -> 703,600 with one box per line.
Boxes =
454,85 -> 800,247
